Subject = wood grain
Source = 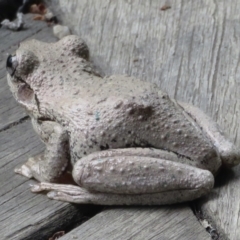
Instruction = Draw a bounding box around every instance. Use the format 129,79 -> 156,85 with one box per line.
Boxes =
2,0 -> 240,239
52,0 -> 240,238
0,120 -> 101,240
61,206 -> 210,240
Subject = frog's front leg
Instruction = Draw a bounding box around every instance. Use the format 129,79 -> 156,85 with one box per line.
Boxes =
32,148 -> 214,205
15,119 -> 70,182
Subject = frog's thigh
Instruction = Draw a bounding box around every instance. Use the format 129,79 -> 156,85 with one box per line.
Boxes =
71,149 -> 214,204
16,120 -> 69,182
178,102 -> 240,166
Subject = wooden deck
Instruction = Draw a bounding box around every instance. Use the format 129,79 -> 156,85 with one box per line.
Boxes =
1,0 -> 240,239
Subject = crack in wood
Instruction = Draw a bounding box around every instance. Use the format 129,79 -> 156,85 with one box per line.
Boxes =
190,202 -> 222,240
0,115 -> 30,132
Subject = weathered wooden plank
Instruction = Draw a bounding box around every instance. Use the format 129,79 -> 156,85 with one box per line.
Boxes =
0,14 -> 46,53
1,0 -> 239,239
0,120 -> 101,240
200,166 -> 240,240
61,206 -> 210,240
51,0 -> 240,238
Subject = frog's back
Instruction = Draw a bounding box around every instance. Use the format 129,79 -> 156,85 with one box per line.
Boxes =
49,75 -> 160,112
55,75 -> 220,174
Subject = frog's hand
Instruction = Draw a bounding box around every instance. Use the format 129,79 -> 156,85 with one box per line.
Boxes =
16,120 -> 69,182
31,148 -> 214,205
178,102 -> 240,167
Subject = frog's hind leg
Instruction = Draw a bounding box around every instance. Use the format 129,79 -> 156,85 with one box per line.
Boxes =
31,181 -> 211,205
31,148 -> 214,205
178,102 -> 240,167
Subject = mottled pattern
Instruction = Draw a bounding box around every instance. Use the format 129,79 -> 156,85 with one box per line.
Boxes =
6,35 -> 240,205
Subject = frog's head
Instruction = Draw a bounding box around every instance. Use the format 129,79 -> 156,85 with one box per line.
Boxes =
6,35 -> 89,117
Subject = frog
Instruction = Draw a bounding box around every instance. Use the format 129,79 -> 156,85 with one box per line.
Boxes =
6,35 -> 240,205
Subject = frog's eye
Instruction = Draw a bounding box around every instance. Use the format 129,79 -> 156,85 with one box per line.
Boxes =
6,54 -> 18,77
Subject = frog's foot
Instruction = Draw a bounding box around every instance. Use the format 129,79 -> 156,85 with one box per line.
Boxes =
31,182 -> 95,204
14,162 -> 33,178
31,182 -> 85,194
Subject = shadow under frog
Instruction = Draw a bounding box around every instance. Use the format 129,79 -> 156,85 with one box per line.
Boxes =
6,35 -> 240,205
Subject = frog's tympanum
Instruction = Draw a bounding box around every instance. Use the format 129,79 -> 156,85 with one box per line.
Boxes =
6,35 -> 240,205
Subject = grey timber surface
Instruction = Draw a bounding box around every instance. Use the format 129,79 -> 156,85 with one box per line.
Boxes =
60,206 -> 210,240
0,120 -> 95,240
2,0 -> 240,239
52,0 -> 240,239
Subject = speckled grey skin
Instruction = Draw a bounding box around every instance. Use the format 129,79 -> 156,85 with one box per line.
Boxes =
6,35 -> 240,205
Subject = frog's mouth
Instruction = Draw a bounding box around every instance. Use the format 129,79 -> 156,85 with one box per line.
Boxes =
7,74 -> 34,102
8,76 -> 44,121
6,55 -> 41,115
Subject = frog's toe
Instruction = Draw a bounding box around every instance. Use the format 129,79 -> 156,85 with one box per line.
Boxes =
47,191 -> 74,202
47,191 -> 59,199
14,156 -> 42,179
31,182 -> 86,193
47,190 -> 93,204
14,164 -> 33,178
31,183 -> 43,192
